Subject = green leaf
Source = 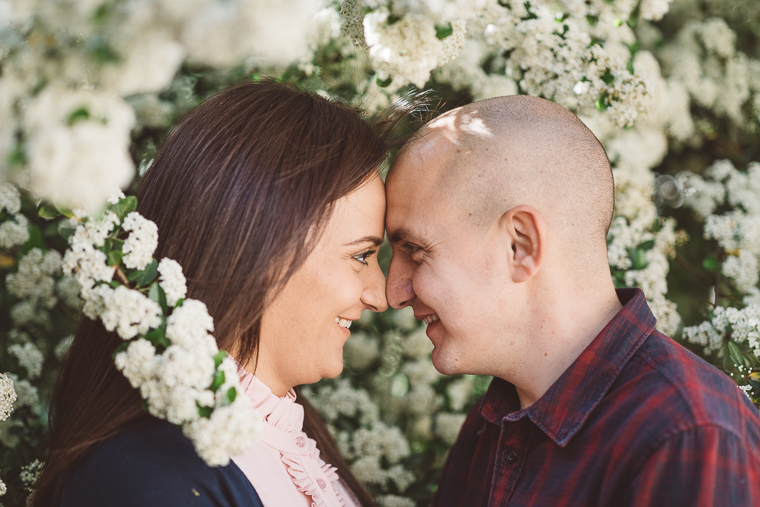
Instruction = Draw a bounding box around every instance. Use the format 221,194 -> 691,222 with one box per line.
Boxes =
728,340 -> 744,368
748,378 -> 760,392
210,370 -> 226,392
376,75 -> 393,88
197,404 -> 213,418
22,225 -> 45,253
144,325 -> 169,349
225,387 -> 237,404
109,280 -> 120,288
595,92 -> 610,111
213,351 -> 227,368
67,107 -> 91,126
600,69 -> 615,85
112,342 -> 130,359
586,14 -> 599,26
7,142 -> 26,167
435,23 -> 453,40
175,298 -> 185,308
627,247 -> 648,270
387,13 -> 402,25
37,203 -> 60,220
702,257 -> 719,271
637,239 -> 655,251
148,281 -> 168,314
107,249 -> 123,267
128,258 -> 158,287
54,204 -> 74,218
110,195 -> 137,221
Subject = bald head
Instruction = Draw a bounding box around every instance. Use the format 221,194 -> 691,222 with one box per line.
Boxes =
390,95 -> 614,259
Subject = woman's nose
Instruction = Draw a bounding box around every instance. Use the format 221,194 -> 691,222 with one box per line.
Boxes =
362,262 -> 388,312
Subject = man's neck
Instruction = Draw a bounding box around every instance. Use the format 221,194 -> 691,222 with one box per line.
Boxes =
509,288 -> 623,410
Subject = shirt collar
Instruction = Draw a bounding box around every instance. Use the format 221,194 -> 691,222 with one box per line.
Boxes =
479,288 -> 656,447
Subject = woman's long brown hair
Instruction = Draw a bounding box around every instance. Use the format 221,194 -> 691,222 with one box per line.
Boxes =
32,81 -> 401,506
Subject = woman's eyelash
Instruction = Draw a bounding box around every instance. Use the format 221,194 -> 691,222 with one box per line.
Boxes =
353,250 -> 376,266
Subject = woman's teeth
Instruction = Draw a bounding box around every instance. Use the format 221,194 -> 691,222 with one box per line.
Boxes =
334,317 -> 352,329
424,314 -> 440,326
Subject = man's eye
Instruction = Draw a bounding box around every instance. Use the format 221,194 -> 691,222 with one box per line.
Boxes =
353,250 -> 376,266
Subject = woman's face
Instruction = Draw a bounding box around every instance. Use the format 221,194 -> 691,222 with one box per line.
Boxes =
255,175 -> 388,396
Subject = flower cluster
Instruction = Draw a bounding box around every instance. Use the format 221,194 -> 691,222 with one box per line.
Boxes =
338,0 -> 651,127
0,0 -> 321,213
62,194 -> 261,466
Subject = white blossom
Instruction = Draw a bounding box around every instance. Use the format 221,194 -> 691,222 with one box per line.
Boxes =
0,183 -> 21,215
434,412 -> 467,444
100,286 -> 162,340
0,374 -> 16,421
0,214 -> 29,249
122,212 -> 158,271
6,248 -> 62,309
165,299 -> 215,351
8,343 -> 44,380
182,399 -> 261,466
158,258 -> 187,306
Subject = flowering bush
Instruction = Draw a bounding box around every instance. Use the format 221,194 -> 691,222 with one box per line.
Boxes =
1,0 -> 760,505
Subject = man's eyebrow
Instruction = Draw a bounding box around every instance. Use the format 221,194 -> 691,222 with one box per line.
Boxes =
388,228 -> 425,245
344,236 -> 383,247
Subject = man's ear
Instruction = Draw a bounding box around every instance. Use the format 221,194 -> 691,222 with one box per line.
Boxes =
500,205 -> 544,283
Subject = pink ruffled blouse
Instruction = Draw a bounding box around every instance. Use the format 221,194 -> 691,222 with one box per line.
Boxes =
231,366 -> 360,507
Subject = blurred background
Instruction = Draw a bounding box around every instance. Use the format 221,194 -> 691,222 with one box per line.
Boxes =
1,0 -> 760,505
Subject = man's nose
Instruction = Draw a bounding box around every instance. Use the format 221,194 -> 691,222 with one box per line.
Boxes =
386,255 -> 415,309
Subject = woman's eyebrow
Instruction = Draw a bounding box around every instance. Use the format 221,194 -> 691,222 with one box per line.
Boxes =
345,235 -> 383,247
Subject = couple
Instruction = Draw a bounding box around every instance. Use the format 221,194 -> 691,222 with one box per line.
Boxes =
34,82 -> 760,506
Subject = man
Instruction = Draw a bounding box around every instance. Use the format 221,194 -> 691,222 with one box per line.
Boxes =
385,96 -> 760,506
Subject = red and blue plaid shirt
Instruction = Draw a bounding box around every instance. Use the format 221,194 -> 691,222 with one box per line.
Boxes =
434,288 -> 760,507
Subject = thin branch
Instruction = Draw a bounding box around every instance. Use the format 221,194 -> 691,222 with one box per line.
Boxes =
675,253 -> 713,288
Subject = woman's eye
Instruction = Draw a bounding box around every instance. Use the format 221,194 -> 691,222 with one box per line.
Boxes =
353,250 -> 376,266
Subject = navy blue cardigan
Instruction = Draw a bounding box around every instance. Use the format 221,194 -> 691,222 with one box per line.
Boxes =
61,419 -> 263,507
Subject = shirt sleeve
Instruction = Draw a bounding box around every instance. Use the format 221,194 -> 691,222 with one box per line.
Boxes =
617,424 -> 760,507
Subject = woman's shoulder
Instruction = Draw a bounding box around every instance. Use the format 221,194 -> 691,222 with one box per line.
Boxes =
61,419 -> 263,507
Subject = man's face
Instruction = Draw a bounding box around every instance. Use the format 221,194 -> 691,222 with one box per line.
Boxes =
385,138 -> 511,376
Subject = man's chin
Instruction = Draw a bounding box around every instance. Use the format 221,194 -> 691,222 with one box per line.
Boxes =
431,347 -> 465,376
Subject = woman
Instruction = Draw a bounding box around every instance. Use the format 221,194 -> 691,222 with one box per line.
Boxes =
32,81 -> 400,506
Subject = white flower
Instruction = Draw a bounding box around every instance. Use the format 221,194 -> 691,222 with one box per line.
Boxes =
19,459 -> 43,492
343,331 -> 380,370
0,374 -> 16,421
183,399 -> 261,466
446,376 -> 475,412
158,258 -> 187,306
0,183 -> 21,215
434,412 -> 467,444
376,495 -> 416,507
8,343 -> 44,380
6,248 -> 62,309
8,374 -> 39,413
22,87 -> 136,213
165,299 -> 216,351
115,338 -> 159,389
100,286 -> 162,340
0,214 -> 29,249
122,212 -> 158,271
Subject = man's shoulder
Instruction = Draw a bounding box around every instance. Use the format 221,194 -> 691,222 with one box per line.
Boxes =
608,330 -> 760,448
61,419 -> 261,507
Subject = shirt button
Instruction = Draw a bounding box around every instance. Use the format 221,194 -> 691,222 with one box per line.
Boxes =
296,436 -> 306,447
317,478 -> 327,490
505,449 -> 518,464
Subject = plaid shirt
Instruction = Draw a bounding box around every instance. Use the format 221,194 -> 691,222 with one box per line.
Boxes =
434,289 -> 760,507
